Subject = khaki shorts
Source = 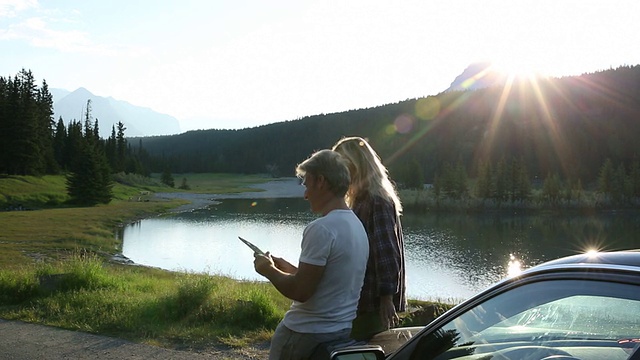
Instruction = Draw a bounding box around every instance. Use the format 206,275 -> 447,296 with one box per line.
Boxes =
269,322 -> 354,360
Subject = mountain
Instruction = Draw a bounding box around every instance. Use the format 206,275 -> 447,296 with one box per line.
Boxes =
134,65 -> 640,186
53,87 -> 181,137
445,62 -> 507,92
50,88 -> 71,103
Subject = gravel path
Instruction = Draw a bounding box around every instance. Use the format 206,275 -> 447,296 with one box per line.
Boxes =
0,180 -> 303,359
0,319 -> 268,359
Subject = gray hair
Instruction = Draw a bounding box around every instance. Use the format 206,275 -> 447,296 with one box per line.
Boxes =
296,149 -> 351,197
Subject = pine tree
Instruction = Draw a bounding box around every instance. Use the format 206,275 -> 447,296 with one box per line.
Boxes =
611,163 -> 627,203
116,121 -> 127,173
178,177 -> 190,190
65,102 -> 113,205
0,70 -> 57,175
65,120 -> 84,170
53,117 -> 67,170
36,79 -> 56,173
475,160 -> 492,199
543,173 -> 562,204
0,76 -> 9,172
1,70 -> 40,174
402,158 -> 424,189
66,142 -> 113,205
514,157 -> 531,201
494,158 -> 508,202
105,125 -> 117,171
598,158 -> 614,197
454,160 -> 468,198
161,168 -> 175,187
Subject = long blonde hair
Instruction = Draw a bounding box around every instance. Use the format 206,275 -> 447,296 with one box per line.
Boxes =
332,136 -> 402,215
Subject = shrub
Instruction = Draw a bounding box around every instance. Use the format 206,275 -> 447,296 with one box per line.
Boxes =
0,269 -> 39,305
226,289 -> 282,330
34,252 -> 120,294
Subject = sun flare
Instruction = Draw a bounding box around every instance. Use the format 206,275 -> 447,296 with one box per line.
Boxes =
489,59 -> 547,80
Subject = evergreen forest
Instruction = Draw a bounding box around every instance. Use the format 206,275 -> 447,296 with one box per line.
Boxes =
135,65 -> 640,204
2,65 -> 640,208
0,69 -> 150,205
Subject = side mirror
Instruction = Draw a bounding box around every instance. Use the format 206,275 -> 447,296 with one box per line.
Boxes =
330,345 -> 385,360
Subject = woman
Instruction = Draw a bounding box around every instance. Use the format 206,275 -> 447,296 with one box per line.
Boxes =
332,136 -> 407,341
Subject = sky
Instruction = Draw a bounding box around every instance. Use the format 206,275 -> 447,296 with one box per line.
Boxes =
1,0 -> 639,132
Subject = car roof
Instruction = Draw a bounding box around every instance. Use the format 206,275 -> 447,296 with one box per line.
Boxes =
528,249 -> 640,271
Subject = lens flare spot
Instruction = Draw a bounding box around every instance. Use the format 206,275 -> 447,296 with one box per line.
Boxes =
507,254 -> 522,277
415,97 -> 440,120
461,78 -> 476,89
394,114 -> 414,134
251,201 -> 258,207
385,124 -> 397,135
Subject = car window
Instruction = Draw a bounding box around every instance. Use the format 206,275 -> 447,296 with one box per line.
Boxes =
402,279 -> 640,360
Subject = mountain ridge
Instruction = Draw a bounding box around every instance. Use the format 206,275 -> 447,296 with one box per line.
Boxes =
445,62 -> 507,92
53,88 -> 181,138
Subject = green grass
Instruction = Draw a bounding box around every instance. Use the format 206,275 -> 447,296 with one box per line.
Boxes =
0,253 -> 449,349
0,173 -> 273,267
0,173 -> 452,351
0,252 -> 289,348
153,173 -> 272,194
0,173 -> 298,349
0,175 -> 68,209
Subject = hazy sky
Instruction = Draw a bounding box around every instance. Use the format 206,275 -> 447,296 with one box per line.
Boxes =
1,0 -> 639,131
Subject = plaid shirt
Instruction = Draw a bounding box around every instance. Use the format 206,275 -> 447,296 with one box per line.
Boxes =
352,194 -> 406,314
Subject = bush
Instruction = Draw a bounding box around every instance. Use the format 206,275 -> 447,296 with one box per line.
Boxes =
0,270 -> 39,305
35,252 -> 119,293
226,290 -> 281,330
112,172 -> 160,187
155,274 -> 217,322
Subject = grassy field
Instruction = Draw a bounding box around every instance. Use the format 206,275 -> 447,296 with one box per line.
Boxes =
0,173 -> 288,349
0,173 -> 448,351
0,252 -> 289,349
167,173 -> 273,193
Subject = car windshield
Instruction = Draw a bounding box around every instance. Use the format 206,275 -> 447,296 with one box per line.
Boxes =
403,279 -> 640,360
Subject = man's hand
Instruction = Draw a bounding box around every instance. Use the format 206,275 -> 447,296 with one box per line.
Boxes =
271,255 -> 297,274
253,252 -> 274,276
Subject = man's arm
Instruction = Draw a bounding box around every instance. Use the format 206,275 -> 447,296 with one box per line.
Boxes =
254,255 -> 325,302
272,255 -> 298,274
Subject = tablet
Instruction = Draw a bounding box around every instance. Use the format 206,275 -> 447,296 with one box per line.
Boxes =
238,236 -> 265,255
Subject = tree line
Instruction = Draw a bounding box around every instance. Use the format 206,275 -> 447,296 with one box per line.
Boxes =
432,155 -> 640,208
3,65 -> 640,209
0,69 -> 150,206
134,65 -> 640,200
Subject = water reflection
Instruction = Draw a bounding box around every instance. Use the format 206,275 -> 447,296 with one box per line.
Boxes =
507,254 -> 522,277
121,199 -> 640,301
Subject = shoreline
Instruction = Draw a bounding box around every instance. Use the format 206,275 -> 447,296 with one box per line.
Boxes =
153,177 -> 305,213
111,177 -> 304,264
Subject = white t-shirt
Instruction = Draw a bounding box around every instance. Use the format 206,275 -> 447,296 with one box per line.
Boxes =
283,209 -> 369,333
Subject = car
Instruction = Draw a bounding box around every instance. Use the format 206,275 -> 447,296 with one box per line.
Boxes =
331,249 -> 640,360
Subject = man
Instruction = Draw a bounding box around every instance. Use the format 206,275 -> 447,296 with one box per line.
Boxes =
254,149 -> 369,360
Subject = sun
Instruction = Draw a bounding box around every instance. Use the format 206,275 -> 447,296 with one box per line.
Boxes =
489,58 -> 550,80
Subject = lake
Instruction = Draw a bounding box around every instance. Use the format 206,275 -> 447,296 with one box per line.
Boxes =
121,198 -> 640,301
